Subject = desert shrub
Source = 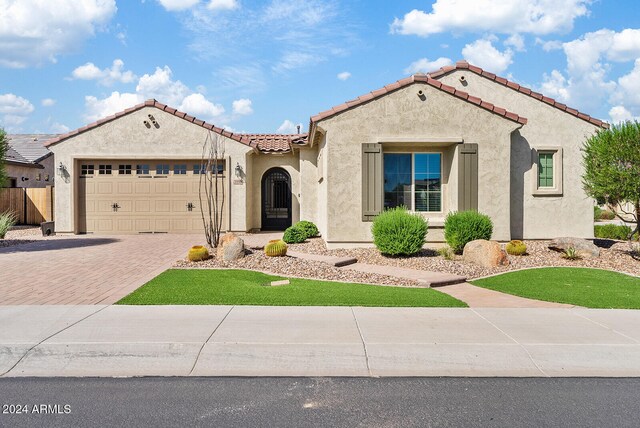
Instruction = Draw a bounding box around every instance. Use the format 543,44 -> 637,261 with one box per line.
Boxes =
594,206 -> 602,221
505,240 -> 527,256
295,221 -> 319,239
444,210 -> 493,254
600,210 -> 616,220
437,246 -> 454,260
187,245 -> 209,262
562,247 -> 581,260
594,224 -> 632,240
283,226 -> 306,244
371,207 -> 428,256
0,211 -> 17,239
265,239 -> 288,257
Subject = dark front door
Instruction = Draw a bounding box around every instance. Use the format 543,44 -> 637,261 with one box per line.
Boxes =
261,168 -> 292,231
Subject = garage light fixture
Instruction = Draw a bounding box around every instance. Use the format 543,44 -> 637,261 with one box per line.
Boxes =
235,162 -> 243,178
57,162 -> 67,178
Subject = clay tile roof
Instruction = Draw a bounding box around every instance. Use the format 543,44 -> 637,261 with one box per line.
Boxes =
430,60 -> 609,129
310,75 -> 527,127
243,134 -> 309,153
44,100 -> 255,148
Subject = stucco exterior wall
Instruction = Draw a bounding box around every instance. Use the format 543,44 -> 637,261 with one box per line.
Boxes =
317,82 -> 522,246
298,146 -> 319,227
249,152 -> 301,230
48,107 -> 253,234
5,155 -> 55,188
438,70 -> 600,239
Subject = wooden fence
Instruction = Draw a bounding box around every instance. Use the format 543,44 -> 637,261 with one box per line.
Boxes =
0,186 -> 54,225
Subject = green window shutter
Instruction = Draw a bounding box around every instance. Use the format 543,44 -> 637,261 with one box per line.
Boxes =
538,153 -> 554,188
362,143 -> 383,221
458,143 -> 478,211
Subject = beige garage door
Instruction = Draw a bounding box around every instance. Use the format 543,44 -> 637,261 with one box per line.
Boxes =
77,160 -> 227,234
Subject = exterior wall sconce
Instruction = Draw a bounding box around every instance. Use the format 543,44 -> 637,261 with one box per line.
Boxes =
235,162 -> 243,178
57,162 -> 67,178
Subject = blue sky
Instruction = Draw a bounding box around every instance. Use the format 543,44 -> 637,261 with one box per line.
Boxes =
1,0 -> 639,135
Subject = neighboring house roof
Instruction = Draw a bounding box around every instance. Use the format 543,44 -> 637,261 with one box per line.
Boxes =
4,134 -> 55,168
310,73 -> 529,132
429,60 -> 609,129
244,134 -> 309,153
44,99 -> 256,150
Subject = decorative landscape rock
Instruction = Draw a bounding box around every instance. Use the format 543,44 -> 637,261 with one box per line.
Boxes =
463,240 -> 510,268
216,233 -> 246,261
548,237 -> 600,259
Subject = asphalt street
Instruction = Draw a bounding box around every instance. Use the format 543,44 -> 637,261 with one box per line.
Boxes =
1,377 -> 639,427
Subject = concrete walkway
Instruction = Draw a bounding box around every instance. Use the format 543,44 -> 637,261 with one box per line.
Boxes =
343,263 -> 467,287
437,283 -> 575,308
2,305 -> 640,377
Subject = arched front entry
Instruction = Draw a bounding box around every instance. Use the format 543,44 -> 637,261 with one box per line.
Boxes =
261,167 -> 292,231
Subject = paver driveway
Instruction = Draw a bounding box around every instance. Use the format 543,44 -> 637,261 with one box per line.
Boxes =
0,234 -> 197,305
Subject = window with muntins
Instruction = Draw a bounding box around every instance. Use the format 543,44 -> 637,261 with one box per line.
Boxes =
156,164 -> 170,175
81,164 -> 94,175
136,164 -> 150,175
384,153 -> 442,212
538,153 -> 554,188
118,164 -> 132,175
98,164 -> 112,175
174,164 -> 187,175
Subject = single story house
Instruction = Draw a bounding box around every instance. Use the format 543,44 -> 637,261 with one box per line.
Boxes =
3,135 -> 55,188
45,61 -> 607,248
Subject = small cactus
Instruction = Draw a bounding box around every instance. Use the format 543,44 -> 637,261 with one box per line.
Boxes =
265,239 -> 288,257
505,240 -> 527,256
188,245 -> 209,262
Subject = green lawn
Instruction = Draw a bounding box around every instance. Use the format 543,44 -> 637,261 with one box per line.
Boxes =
471,267 -> 640,309
117,269 -> 466,307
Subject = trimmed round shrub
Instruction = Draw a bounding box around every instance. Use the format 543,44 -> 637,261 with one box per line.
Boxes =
283,226 -> 306,244
505,240 -> 527,256
444,210 -> 493,254
371,207 -> 428,256
295,220 -> 319,238
187,245 -> 209,262
265,239 -> 288,257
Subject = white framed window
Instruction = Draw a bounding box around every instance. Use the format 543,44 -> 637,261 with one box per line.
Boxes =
174,164 -> 187,175
136,164 -> 150,175
81,164 -> 95,175
118,164 -> 132,175
156,164 -> 170,175
98,164 -> 112,175
383,152 -> 442,213
532,147 -> 563,196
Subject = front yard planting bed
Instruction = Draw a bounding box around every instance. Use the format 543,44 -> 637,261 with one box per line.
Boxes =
116,269 -> 466,307
471,267 -> 640,309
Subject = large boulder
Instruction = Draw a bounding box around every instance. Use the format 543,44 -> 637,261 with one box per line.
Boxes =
216,233 -> 245,261
463,240 -> 510,268
548,237 -> 600,258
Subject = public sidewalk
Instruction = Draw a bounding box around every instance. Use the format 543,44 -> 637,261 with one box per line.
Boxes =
2,305 -> 640,378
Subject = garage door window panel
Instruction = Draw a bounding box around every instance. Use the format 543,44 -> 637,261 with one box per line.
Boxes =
98,165 -> 112,175
136,164 -> 150,175
118,164 -> 132,175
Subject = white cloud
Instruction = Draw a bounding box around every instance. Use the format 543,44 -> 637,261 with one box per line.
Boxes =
157,0 -> 199,11
136,66 -> 190,106
232,98 -> 253,115
41,98 -> 56,107
404,57 -> 452,74
337,71 -> 351,81
273,51 -> 322,73
84,92 -> 143,122
179,93 -> 225,121
538,28 -> 640,115
50,122 -> 71,133
609,106 -> 637,123
207,0 -> 238,11
276,119 -> 302,134
462,39 -> 513,74
535,38 -> 563,51
0,94 -> 35,129
391,0 -> 590,37
0,0 -> 116,68
504,34 -> 526,52
71,59 -> 137,86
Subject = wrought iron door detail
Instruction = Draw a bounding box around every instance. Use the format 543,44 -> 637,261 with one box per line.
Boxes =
261,168 -> 292,231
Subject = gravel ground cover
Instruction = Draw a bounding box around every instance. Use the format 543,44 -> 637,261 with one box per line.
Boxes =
175,235 -> 640,283
0,226 -> 40,248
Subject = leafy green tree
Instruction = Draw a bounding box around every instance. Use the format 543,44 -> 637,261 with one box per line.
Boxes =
0,128 -> 7,188
583,120 -> 640,240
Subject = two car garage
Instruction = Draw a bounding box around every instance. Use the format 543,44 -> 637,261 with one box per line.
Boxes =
76,159 -> 226,234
